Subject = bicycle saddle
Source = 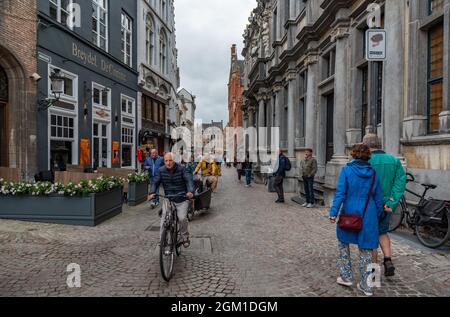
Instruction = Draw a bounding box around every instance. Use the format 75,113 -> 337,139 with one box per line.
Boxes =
422,183 -> 437,189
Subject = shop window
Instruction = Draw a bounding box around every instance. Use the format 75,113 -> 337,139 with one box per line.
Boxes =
428,24 -> 444,133
121,127 -> 134,167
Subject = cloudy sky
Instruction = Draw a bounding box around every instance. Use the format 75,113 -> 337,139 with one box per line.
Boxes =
175,0 -> 257,125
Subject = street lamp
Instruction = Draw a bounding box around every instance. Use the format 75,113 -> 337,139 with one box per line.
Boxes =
38,69 -> 65,111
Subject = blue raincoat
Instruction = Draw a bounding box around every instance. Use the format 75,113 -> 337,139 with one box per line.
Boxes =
329,160 -> 383,250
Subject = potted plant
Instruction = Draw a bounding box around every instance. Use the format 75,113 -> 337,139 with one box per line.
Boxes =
127,172 -> 149,206
0,176 -> 124,226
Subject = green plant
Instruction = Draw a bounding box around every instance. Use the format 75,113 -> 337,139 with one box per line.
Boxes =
127,172 -> 149,184
0,176 -> 124,197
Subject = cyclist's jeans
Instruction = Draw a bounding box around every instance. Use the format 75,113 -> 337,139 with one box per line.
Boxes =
338,241 -> 373,292
160,200 -> 190,241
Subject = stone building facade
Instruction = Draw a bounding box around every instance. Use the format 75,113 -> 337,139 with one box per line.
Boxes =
137,0 -> 180,156
0,0 -> 38,178
242,0 -> 450,204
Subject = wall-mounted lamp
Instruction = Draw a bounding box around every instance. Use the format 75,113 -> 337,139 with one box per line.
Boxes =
38,69 -> 65,111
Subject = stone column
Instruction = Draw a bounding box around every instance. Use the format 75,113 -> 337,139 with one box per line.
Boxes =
287,71 -> 296,157
305,54 -> 318,150
332,27 -> 349,162
440,4 -> 450,133
383,0 -> 405,155
273,85 -> 283,128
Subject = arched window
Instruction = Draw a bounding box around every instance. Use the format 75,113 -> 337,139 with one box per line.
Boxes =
159,29 -> 168,74
146,14 -> 154,65
0,65 -> 8,102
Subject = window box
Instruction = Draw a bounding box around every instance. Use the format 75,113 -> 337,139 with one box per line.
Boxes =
128,181 -> 149,206
0,187 -> 123,227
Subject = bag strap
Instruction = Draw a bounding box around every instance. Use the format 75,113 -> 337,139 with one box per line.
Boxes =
362,171 -> 377,219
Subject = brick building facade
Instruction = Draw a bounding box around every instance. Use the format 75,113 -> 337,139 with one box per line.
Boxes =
0,0 -> 38,178
228,45 -> 244,130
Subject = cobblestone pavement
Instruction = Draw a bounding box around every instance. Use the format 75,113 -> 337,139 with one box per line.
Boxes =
0,168 -> 449,297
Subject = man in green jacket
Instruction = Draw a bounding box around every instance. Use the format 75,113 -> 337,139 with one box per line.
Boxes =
364,134 -> 406,277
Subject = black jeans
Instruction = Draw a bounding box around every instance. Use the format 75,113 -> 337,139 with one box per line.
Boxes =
274,175 -> 285,201
303,176 -> 315,204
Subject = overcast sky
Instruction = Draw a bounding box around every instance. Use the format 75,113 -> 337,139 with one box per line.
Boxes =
175,0 -> 257,125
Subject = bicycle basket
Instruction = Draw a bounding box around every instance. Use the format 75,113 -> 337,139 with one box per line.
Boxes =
418,199 -> 447,224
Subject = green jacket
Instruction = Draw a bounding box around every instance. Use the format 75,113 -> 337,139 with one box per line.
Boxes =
369,151 -> 406,210
301,157 -> 318,178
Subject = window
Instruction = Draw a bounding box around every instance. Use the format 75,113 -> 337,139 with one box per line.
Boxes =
159,29 -> 167,74
92,0 -> 108,51
121,127 -> 133,167
121,13 -> 132,67
51,114 -> 74,139
92,84 -> 110,108
429,0 -> 445,14
428,24 -> 444,133
299,71 -> 307,138
49,0 -> 72,26
361,66 -> 369,138
273,8 -> 278,40
0,65 -> 8,102
323,50 -> 335,79
49,66 -> 77,100
159,103 -> 165,123
121,96 -> 134,116
146,14 -> 154,65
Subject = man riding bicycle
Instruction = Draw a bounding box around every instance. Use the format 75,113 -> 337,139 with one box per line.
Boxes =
148,153 -> 195,248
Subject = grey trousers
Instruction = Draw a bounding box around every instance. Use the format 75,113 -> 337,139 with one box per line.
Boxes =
160,199 -> 190,240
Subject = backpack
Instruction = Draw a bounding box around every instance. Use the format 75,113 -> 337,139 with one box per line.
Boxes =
285,157 -> 292,171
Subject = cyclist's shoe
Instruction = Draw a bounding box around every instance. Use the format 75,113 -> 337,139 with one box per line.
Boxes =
302,202 -> 308,207
384,260 -> 396,277
183,237 -> 191,248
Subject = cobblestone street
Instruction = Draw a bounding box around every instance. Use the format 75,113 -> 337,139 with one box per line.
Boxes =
0,168 -> 449,297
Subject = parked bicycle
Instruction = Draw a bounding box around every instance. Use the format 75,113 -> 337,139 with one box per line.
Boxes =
157,193 -> 189,282
389,173 -> 450,249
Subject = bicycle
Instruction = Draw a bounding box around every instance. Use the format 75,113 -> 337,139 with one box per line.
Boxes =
155,193 -> 190,282
389,173 -> 450,249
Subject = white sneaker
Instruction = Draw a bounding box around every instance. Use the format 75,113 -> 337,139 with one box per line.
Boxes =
302,203 -> 308,207
307,203 -> 315,208
337,277 -> 353,287
357,283 -> 373,296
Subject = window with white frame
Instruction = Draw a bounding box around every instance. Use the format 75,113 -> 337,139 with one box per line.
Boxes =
121,95 -> 134,116
121,126 -> 134,167
121,13 -> 132,67
49,66 -> 77,102
146,14 -> 154,65
92,0 -> 108,51
50,114 -> 76,168
92,83 -> 110,108
49,0 -> 72,26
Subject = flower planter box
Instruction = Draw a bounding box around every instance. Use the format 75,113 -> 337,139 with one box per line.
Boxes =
0,187 -> 123,227
127,182 -> 148,206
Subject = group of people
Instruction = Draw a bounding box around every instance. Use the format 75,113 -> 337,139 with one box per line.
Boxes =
144,150 -> 222,248
329,134 -> 406,296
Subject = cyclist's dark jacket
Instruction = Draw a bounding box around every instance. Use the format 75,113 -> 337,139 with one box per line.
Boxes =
151,163 -> 195,203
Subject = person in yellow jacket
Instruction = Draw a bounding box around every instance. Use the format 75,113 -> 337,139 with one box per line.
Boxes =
207,159 -> 221,192
194,158 -> 210,177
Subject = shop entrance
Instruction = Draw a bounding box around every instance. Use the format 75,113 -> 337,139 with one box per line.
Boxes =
0,65 -> 8,167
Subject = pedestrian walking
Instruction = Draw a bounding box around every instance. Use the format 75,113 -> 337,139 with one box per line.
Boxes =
273,150 -> 290,203
236,162 -> 243,182
144,149 -> 164,208
243,155 -> 253,187
329,144 -> 383,297
363,133 -> 406,277
300,149 -> 318,208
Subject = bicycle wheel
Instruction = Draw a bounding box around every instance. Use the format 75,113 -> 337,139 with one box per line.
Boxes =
159,227 -> 175,282
415,210 -> 450,249
388,203 -> 405,233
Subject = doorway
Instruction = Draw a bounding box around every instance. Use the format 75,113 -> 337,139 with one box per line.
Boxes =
326,93 -> 334,163
0,65 -> 8,167
93,122 -> 109,169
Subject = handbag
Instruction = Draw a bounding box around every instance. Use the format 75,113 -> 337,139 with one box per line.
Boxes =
338,172 -> 376,232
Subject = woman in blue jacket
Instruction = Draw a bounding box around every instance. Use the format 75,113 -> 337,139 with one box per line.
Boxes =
329,144 -> 383,296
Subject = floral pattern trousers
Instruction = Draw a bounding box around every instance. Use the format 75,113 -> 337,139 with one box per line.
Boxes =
338,241 -> 373,292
